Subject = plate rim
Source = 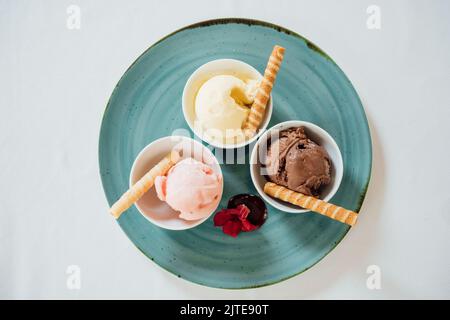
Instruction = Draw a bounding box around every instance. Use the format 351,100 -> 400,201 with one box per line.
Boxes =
98,17 -> 373,289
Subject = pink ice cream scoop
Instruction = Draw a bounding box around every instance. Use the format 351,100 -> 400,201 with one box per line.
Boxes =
155,158 -> 222,221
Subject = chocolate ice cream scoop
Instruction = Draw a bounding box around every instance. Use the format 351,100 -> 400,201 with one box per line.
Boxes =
265,127 -> 331,197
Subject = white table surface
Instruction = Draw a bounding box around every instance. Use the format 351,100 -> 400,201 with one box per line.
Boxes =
1,0 -> 449,299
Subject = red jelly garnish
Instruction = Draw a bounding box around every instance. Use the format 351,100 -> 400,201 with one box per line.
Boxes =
214,194 -> 267,238
228,194 -> 268,227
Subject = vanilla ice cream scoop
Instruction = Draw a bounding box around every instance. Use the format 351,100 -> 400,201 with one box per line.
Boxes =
194,75 -> 258,145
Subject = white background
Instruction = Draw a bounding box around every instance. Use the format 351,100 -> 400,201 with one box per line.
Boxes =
1,0 -> 449,299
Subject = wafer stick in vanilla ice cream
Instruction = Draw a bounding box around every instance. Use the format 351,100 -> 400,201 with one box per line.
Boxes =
244,45 -> 285,135
109,149 -> 181,219
264,182 -> 358,226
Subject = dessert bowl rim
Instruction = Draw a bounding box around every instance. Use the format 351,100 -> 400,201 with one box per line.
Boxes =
249,120 -> 344,213
182,58 -> 273,150
129,135 -> 223,230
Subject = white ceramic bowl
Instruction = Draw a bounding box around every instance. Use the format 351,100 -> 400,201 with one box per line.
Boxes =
130,136 -> 223,230
182,59 -> 273,149
250,121 -> 343,213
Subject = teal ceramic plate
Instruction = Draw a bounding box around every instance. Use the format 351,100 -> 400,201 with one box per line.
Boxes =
99,19 -> 372,288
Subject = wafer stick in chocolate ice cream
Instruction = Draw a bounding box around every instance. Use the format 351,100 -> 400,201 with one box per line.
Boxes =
110,149 -> 181,219
244,45 -> 285,136
264,182 -> 358,226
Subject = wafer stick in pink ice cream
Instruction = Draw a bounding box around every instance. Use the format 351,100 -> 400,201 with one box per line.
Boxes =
109,149 -> 181,219
244,45 -> 285,136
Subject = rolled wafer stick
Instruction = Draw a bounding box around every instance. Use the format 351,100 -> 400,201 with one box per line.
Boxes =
244,45 -> 285,136
263,182 -> 358,226
109,149 -> 181,219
